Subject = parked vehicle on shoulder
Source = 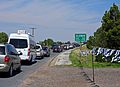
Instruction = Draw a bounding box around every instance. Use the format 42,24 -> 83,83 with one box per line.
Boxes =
0,43 -> 22,77
36,44 -> 44,58
8,30 -> 36,64
42,46 -> 50,57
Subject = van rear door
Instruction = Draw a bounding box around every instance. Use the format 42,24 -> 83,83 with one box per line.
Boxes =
9,39 -> 28,56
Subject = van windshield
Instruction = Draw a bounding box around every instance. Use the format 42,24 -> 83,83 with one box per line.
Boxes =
9,39 -> 28,48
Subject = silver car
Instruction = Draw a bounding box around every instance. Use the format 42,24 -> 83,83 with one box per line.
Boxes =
0,43 -> 22,77
36,44 -> 44,58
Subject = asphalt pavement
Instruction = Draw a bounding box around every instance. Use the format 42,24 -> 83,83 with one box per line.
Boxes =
0,52 -> 59,87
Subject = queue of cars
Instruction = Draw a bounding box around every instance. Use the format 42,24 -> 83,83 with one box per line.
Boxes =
0,30 -> 79,77
0,43 -> 51,77
0,30 -> 51,77
52,43 -> 77,53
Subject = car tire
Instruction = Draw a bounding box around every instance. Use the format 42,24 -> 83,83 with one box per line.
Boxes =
41,55 -> 44,58
29,55 -> 33,64
7,65 -> 13,77
17,65 -> 21,72
47,54 -> 50,57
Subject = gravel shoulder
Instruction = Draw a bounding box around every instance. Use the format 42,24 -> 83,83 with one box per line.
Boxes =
84,68 -> 120,87
18,50 -> 91,87
18,66 -> 91,87
18,49 -> 120,87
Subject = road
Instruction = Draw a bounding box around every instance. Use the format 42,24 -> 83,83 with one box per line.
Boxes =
0,52 -> 59,87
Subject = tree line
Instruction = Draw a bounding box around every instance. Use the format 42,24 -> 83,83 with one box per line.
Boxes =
0,32 -> 8,43
0,31 -> 66,47
87,4 -> 120,50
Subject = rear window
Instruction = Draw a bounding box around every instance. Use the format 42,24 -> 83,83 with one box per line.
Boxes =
9,39 -> 28,48
0,46 -> 5,55
53,45 -> 60,48
43,47 -> 47,50
36,46 -> 40,49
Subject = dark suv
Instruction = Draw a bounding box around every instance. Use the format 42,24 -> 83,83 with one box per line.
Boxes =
52,45 -> 63,52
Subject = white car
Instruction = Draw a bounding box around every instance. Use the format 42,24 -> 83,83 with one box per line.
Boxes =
36,44 -> 44,58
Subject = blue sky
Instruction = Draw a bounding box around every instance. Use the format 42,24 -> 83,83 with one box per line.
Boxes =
0,0 -> 119,42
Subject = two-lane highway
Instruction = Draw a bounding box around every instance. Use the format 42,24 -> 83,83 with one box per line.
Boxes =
0,52 -> 59,87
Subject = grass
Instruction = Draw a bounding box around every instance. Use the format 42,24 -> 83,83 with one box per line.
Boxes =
69,46 -> 120,68
69,48 -> 82,67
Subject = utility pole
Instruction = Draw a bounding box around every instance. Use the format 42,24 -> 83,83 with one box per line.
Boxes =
30,28 -> 36,37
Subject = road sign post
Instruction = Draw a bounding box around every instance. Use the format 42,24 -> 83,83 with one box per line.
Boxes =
92,52 -> 95,82
75,33 -> 87,52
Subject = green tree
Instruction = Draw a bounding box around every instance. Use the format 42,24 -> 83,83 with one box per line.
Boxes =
86,36 -> 95,49
87,4 -> 120,49
94,27 -> 108,48
40,38 -> 54,47
47,38 -> 54,46
0,32 -> 8,43
101,3 -> 120,49
56,41 -> 63,45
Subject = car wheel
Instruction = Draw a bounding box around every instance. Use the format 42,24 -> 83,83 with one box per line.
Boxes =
17,65 -> 21,72
29,55 -> 33,64
8,65 -> 13,77
47,54 -> 50,57
41,55 -> 44,58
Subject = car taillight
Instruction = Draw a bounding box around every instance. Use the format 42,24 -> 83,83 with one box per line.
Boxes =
28,48 -> 30,56
4,56 -> 10,62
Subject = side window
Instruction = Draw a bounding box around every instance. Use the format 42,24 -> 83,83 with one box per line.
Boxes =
6,45 -> 12,55
11,45 -> 18,55
6,44 -> 17,55
36,46 -> 40,49
0,46 -> 5,55
30,39 -> 36,49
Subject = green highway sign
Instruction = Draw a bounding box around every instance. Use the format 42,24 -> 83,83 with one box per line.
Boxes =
75,33 -> 86,42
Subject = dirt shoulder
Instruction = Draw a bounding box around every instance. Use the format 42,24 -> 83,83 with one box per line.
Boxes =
19,49 -> 120,87
84,68 -> 120,87
18,66 -> 92,87
18,50 -> 93,87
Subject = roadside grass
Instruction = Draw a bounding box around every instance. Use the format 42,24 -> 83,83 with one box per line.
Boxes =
69,46 -> 120,68
69,48 -> 82,67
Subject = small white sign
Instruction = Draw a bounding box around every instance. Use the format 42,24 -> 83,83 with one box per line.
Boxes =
17,30 -> 26,34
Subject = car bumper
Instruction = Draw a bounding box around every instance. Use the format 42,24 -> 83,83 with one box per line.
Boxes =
0,64 -> 10,72
20,55 -> 31,61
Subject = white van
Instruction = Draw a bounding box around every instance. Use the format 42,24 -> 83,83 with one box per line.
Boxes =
8,30 -> 36,63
